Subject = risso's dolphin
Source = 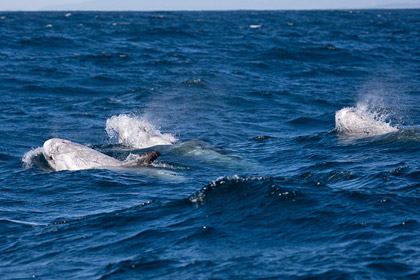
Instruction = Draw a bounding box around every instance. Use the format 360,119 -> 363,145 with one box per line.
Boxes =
335,107 -> 397,138
42,138 -> 160,171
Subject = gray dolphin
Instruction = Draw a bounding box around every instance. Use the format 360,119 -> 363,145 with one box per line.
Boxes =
42,138 -> 160,171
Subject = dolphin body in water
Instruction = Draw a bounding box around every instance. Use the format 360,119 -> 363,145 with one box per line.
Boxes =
335,107 -> 398,138
42,138 -> 160,171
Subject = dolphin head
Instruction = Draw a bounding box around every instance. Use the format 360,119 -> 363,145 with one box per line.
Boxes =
42,138 -> 66,170
42,138 -> 86,171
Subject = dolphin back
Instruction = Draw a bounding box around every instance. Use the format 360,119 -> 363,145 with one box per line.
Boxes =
43,138 -> 121,171
42,138 -> 160,171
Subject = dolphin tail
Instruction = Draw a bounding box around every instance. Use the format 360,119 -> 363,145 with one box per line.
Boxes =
122,150 -> 161,167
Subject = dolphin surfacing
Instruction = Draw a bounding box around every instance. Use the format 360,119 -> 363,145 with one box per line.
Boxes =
42,138 -> 160,171
335,107 -> 398,138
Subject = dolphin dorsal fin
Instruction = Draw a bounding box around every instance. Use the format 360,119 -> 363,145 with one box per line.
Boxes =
123,150 -> 161,167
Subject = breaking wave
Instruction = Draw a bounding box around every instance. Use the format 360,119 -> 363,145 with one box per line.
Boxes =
189,175 -> 269,204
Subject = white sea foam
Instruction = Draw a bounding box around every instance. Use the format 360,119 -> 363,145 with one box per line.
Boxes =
22,147 -> 44,168
151,162 -> 190,170
105,114 -> 177,149
131,168 -> 185,182
2,218 -> 46,226
335,104 -> 398,138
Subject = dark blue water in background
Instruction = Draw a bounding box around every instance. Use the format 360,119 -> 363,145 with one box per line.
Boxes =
1,10 -> 420,279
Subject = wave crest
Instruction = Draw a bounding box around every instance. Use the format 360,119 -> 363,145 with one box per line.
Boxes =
189,175 -> 268,204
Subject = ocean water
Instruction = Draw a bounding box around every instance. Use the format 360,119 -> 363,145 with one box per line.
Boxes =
1,10 -> 420,279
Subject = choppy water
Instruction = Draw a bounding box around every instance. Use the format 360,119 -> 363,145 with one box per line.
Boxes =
1,10 -> 420,279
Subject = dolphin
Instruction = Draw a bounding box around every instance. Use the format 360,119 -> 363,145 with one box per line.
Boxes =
42,138 -> 160,171
335,107 -> 398,138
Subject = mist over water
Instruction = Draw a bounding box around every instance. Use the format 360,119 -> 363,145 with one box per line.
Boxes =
1,10 -> 420,279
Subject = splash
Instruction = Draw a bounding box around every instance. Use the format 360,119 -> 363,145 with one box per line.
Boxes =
105,114 -> 177,149
22,147 -> 44,168
335,104 -> 398,138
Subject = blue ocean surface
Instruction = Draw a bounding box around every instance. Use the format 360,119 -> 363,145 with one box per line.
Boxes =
1,10 -> 420,279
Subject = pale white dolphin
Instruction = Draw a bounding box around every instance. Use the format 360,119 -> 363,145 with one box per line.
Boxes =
335,107 -> 398,138
42,138 -> 160,171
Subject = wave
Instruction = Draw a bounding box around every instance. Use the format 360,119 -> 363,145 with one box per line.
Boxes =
189,175 -> 269,204
335,105 -> 398,138
105,114 -> 177,149
19,35 -> 80,49
0,218 -> 46,227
